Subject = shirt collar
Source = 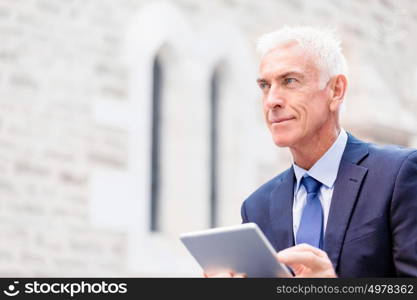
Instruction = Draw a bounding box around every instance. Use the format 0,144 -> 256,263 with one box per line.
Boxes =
293,129 -> 348,190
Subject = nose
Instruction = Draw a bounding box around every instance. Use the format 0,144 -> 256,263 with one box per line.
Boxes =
265,85 -> 285,110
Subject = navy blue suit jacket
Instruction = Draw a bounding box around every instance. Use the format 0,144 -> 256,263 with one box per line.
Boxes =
241,134 -> 417,277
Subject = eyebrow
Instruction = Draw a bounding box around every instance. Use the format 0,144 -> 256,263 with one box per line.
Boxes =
256,78 -> 268,84
257,71 -> 305,83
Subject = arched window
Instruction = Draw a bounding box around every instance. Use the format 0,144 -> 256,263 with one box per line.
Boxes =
150,55 -> 163,232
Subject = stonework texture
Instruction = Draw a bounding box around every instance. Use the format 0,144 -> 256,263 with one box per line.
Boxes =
0,0 -> 416,276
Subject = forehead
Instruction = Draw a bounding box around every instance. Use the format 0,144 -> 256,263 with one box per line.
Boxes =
259,41 -> 319,78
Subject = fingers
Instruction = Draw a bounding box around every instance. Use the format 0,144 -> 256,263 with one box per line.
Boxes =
232,273 -> 247,278
279,243 -> 327,258
204,272 -> 247,278
277,250 -> 325,270
204,272 -> 233,278
277,243 -> 330,268
276,244 -> 336,278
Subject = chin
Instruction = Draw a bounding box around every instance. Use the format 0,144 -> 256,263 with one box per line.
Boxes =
269,123 -> 299,148
270,127 -> 298,147
272,135 -> 294,148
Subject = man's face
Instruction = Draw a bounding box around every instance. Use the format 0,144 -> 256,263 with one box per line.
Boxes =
257,42 -> 332,148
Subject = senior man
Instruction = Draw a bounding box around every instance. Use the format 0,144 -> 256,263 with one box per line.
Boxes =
208,26 -> 417,278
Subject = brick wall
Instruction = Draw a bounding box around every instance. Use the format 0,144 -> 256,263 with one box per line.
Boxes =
0,0 -> 416,276
0,0 -> 143,276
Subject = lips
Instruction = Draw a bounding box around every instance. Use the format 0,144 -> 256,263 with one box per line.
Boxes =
270,116 -> 295,124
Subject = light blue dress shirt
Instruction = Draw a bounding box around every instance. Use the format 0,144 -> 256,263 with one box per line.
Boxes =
292,129 -> 348,241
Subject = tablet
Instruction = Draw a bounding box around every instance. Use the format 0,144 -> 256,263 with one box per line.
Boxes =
180,222 -> 293,277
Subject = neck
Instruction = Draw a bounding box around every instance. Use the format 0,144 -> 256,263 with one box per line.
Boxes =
290,125 -> 341,170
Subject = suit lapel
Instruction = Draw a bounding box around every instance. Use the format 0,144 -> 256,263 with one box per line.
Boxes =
324,135 -> 369,270
269,168 -> 295,251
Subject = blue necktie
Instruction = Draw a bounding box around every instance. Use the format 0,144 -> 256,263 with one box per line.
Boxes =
296,176 -> 324,249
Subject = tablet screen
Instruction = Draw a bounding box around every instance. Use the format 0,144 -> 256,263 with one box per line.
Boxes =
180,223 -> 292,277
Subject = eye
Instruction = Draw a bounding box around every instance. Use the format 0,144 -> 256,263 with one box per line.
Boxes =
258,81 -> 270,90
283,77 -> 297,85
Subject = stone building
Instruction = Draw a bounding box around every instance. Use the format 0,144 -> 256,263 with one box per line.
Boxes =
0,0 -> 416,276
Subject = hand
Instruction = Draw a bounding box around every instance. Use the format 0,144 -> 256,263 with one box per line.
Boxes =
203,272 -> 247,278
276,243 -> 337,278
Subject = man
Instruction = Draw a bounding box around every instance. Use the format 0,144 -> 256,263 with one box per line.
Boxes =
210,26 -> 417,278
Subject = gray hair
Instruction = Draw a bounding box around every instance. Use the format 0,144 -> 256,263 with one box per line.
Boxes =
257,26 -> 348,88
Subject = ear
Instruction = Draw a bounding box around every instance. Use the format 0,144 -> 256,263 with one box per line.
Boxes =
328,74 -> 347,112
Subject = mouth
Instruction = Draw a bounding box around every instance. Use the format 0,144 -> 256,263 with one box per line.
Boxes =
270,116 -> 295,124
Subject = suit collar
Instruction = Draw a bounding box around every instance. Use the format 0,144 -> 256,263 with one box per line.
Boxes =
343,133 -> 369,164
269,167 -> 295,251
324,133 -> 369,271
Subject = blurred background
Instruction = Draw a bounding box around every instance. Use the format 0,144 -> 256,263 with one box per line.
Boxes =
0,0 -> 416,277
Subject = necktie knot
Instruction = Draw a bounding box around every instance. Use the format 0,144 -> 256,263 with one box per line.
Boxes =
302,176 -> 322,194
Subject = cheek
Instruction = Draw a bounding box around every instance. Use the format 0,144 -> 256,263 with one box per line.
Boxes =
304,101 -> 329,129
289,101 -> 308,128
262,103 -> 267,114
262,107 -> 268,122
296,92 -> 325,122
262,103 -> 270,121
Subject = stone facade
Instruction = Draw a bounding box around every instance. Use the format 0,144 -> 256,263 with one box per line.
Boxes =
0,0 -> 416,276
